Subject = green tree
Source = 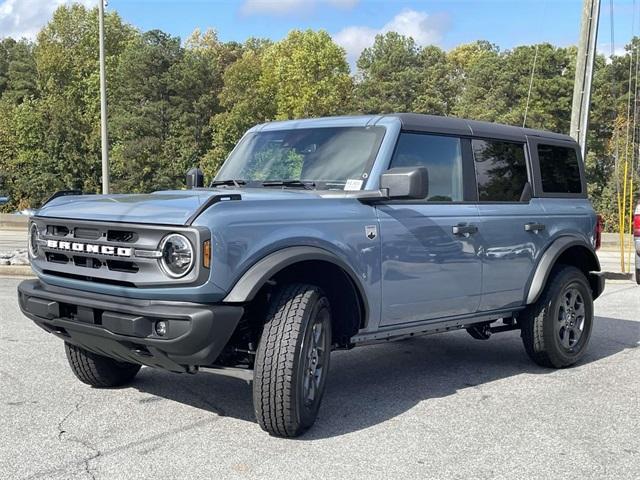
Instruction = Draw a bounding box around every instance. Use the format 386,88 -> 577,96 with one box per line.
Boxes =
356,32 -> 421,113
413,45 -> 455,115
203,43 -> 274,178
0,39 -> 37,104
262,29 -> 353,119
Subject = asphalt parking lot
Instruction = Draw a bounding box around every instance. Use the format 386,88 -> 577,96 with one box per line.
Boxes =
1,277 -> 638,480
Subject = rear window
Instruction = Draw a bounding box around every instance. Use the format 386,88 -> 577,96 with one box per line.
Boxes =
537,145 -> 582,194
472,139 -> 528,202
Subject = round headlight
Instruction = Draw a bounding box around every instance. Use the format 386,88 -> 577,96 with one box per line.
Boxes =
28,223 -> 39,258
159,234 -> 194,278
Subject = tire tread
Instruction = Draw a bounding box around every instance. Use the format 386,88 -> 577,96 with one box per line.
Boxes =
253,283 -> 324,437
521,265 -> 592,368
65,343 -> 140,387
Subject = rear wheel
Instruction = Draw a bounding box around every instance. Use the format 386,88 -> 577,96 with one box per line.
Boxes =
65,343 -> 141,387
520,265 -> 593,368
253,283 -> 332,437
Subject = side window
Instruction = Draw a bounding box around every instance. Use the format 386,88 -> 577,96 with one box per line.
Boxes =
538,144 -> 582,194
472,139 -> 528,202
391,133 -> 463,202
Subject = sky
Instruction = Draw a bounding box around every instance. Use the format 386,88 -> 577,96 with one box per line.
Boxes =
0,0 -> 636,66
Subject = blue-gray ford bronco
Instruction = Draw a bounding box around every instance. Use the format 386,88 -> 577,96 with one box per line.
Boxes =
18,114 -> 605,437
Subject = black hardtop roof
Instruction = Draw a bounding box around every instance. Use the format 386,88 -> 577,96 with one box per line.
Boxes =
386,113 -> 576,144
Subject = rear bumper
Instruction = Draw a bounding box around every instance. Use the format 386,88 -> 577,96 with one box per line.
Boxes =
17,279 -> 244,373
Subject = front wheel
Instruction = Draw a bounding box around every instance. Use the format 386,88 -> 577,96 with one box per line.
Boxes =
65,343 -> 141,387
253,284 -> 332,437
520,265 -> 594,368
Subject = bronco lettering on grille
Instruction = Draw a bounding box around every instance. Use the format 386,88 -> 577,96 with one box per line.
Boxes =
46,240 -> 132,257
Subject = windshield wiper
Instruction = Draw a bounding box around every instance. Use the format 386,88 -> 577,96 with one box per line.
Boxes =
261,180 -> 316,190
210,179 -> 247,188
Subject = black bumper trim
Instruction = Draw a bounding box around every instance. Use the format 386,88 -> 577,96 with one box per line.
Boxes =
18,279 -> 244,372
589,272 -> 605,300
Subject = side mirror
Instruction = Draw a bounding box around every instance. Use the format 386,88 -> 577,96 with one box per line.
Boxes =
380,167 -> 429,200
186,167 -> 204,189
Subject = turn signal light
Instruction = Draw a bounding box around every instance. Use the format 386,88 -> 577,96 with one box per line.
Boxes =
203,240 -> 211,268
633,213 -> 640,238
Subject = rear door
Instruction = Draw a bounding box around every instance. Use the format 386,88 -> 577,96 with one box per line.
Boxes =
527,136 -> 594,255
377,132 -> 482,326
472,138 -> 550,311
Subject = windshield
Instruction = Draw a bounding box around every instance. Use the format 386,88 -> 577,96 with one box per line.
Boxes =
214,126 -> 386,190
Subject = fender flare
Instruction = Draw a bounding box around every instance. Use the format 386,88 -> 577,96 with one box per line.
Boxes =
223,246 -> 367,308
525,236 -> 601,305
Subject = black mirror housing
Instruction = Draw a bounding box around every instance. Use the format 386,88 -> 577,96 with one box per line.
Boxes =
380,167 -> 429,200
186,167 -> 204,189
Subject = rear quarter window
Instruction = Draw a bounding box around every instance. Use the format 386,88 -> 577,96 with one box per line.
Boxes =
537,144 -> 582,194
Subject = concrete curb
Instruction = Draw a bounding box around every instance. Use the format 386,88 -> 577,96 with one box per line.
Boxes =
0,266 -> 34,277
0,214 -> 29,229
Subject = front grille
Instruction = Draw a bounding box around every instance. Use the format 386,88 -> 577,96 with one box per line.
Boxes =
74,227 -> 101,240
32,218 -> 207,288
73,256 -> 102,269
46,252 -> 69,264
106,259 -> 139,273
107,230 -> 137,243
47,225 -> 69,237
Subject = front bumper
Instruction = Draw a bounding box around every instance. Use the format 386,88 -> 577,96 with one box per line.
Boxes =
18,279 -> 244,373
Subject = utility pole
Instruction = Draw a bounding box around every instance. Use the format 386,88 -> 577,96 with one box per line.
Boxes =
98,0 -> 110,194
570,0 -> 601,161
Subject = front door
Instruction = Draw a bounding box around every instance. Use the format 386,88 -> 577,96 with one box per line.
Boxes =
378,132 -> 482,326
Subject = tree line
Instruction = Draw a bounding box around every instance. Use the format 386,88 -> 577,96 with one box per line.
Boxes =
0,4 -> 638,230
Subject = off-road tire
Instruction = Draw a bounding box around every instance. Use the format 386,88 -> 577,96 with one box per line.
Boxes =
253,283 -> 332,437
65,343 -> 141,387
520,265 -> 593,368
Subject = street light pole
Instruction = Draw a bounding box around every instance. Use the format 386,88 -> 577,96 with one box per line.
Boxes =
98,0 -> 110,194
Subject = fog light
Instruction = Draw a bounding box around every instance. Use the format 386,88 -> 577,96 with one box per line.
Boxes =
155,321 -> 168,337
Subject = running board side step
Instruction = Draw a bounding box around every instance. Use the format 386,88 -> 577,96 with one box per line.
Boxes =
351,309 -> 523,345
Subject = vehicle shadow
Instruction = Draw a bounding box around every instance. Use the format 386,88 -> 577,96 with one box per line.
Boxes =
131,315 -> 639,439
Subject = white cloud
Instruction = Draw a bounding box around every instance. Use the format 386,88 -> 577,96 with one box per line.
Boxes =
334,9 -> 450,68
597,42 -> 627,61
0,0 -> 97,40
241,0 -> 358,16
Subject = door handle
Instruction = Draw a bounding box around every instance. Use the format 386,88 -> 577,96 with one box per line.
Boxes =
524,222 -> 546,232
452,224 -> 478,236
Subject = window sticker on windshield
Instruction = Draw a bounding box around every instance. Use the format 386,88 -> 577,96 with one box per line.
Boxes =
344,179 -> 363,191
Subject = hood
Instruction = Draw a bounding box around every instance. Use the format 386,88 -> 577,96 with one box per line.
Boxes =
36,188 -> 323,225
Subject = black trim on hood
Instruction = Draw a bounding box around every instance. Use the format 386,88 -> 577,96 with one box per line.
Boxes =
185,193 -> 241,225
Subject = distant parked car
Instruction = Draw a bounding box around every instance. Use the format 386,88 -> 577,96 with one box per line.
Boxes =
634,201 -> 640,284
0,196 -> 8,205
